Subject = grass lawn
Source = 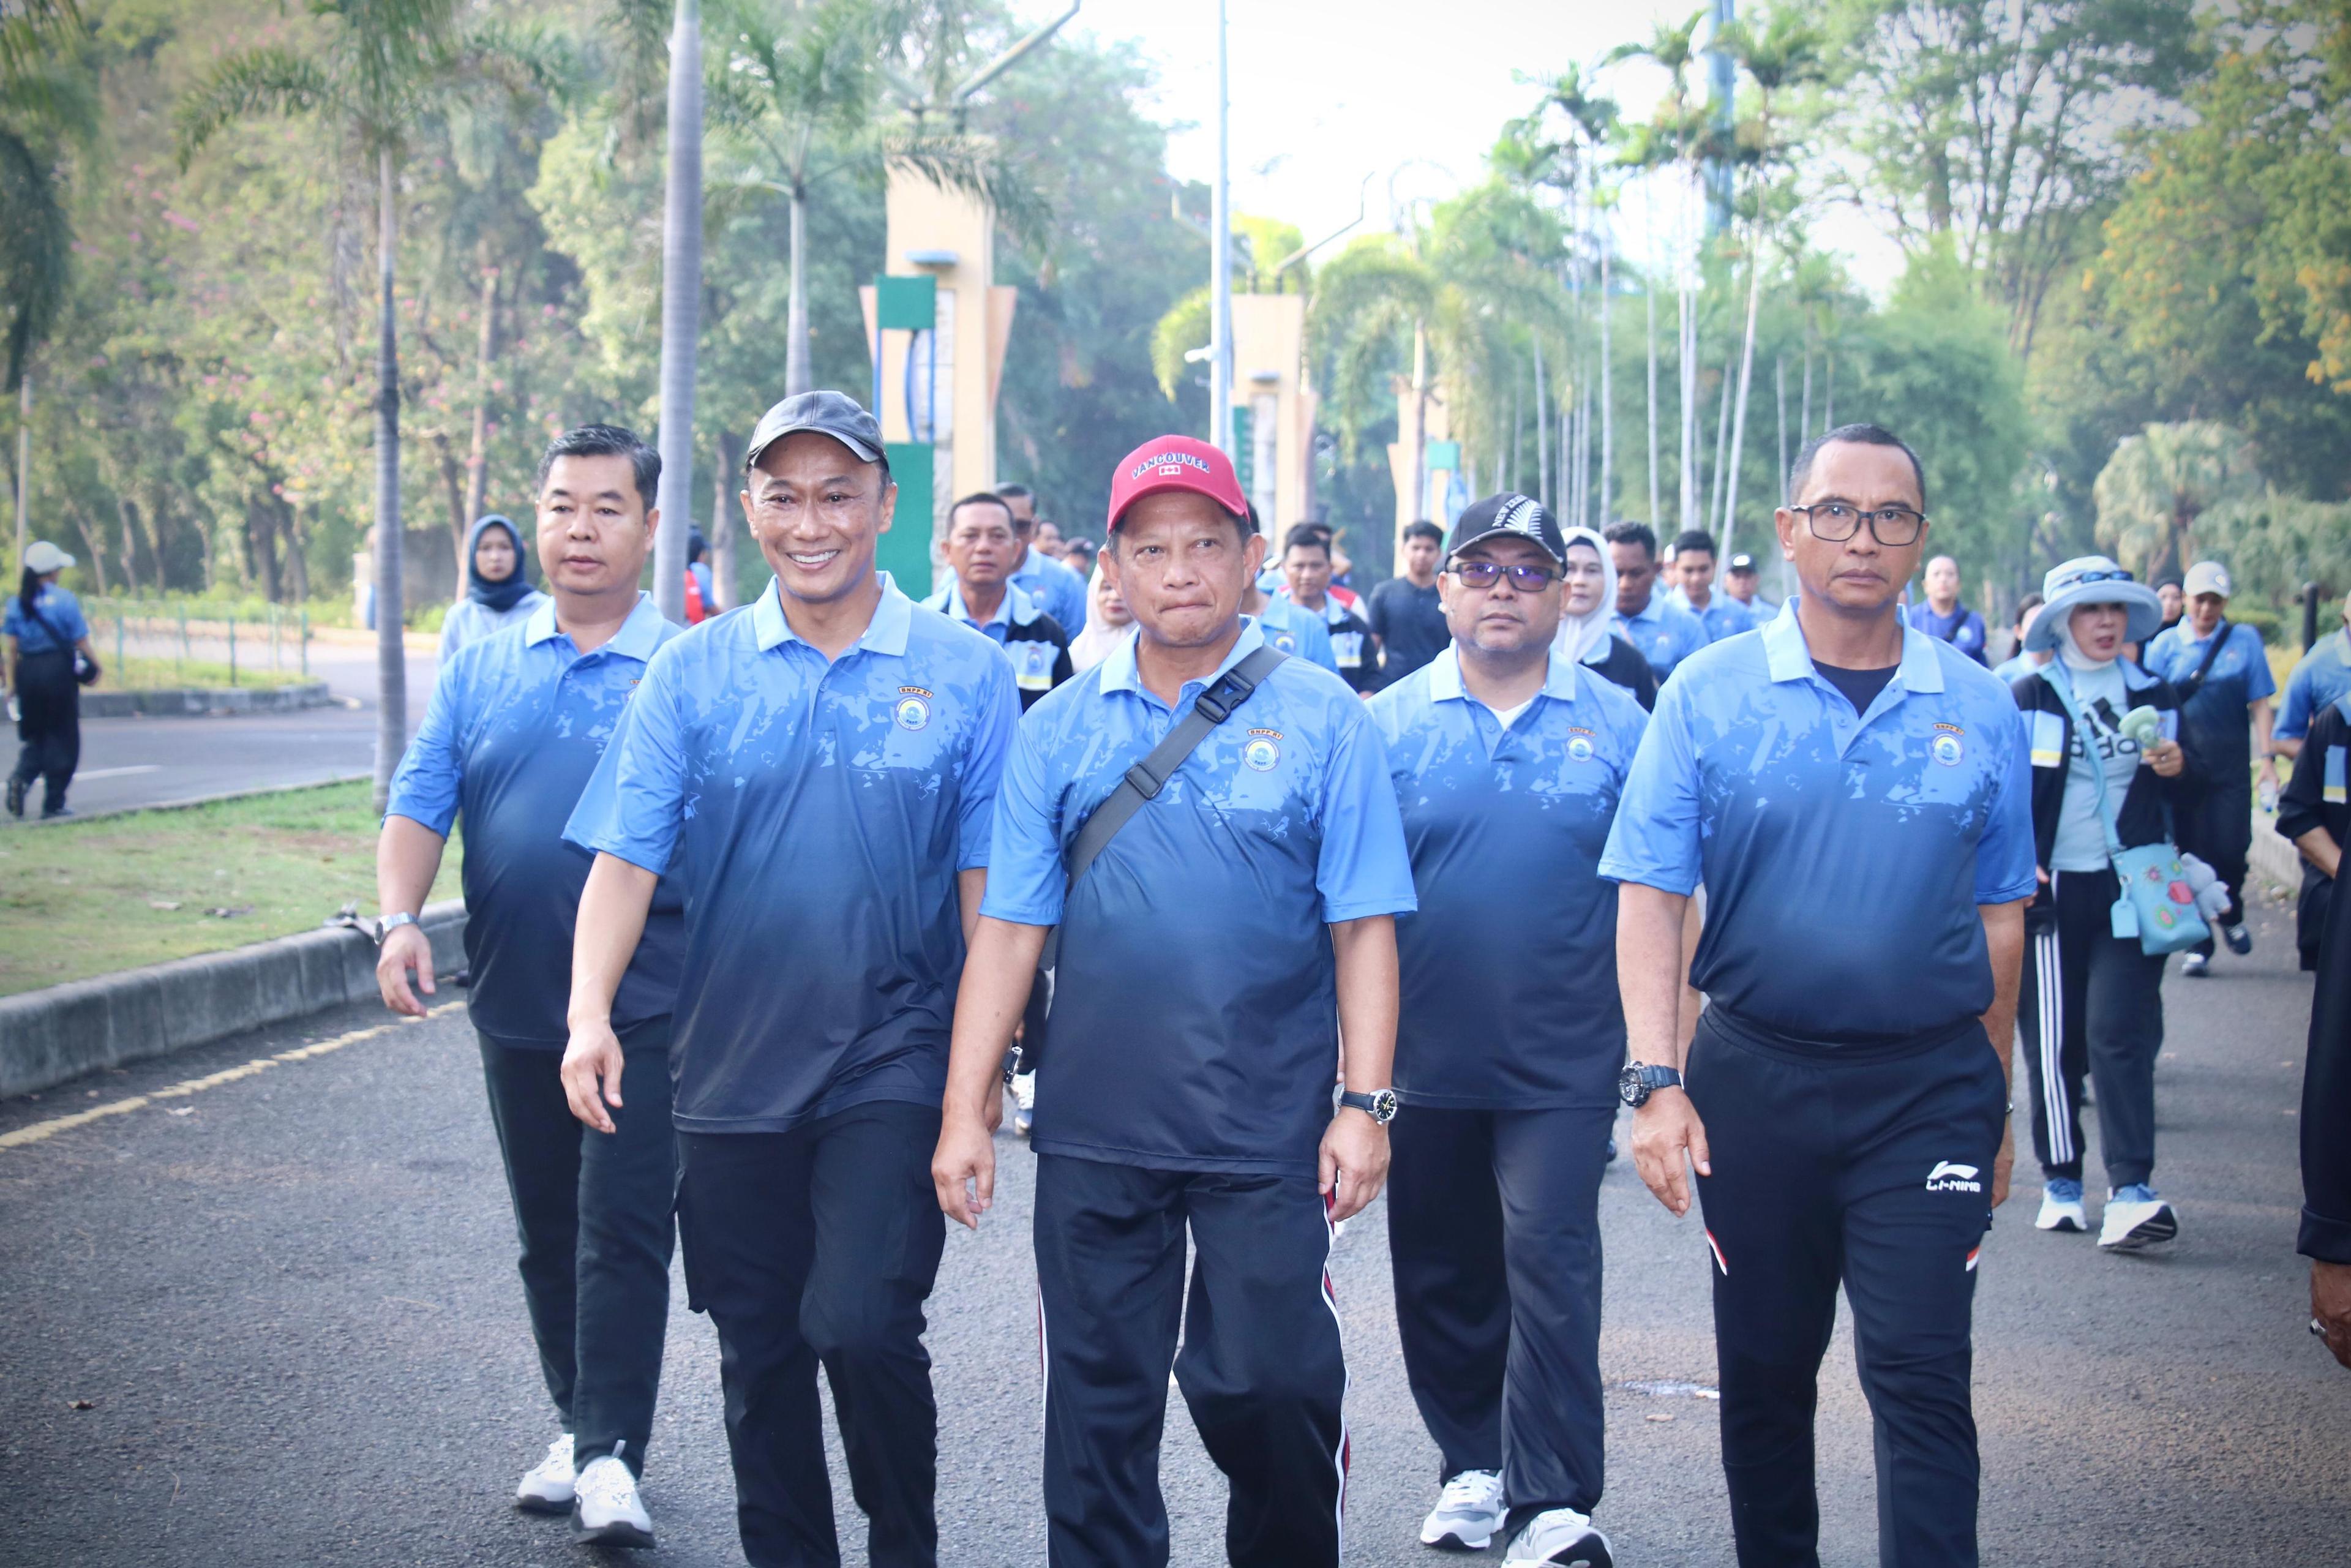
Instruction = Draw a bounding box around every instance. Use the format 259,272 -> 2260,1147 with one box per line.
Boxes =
97,655 -> 313,691
0,781 -> 461,997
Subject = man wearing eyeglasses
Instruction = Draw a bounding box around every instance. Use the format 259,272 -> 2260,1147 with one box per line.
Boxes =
1367,494 -> 1648,1566
1600,423 -> 2036,1568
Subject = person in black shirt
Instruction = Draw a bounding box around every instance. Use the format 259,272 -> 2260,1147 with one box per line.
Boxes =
2279,697 -> 2351,1366
1370,520 -> 1450,688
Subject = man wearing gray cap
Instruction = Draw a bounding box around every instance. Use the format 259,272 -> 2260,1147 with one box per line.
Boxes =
561,390 -> 1021,1567
2143,558 -> 2276,971
6,540 -> 100,819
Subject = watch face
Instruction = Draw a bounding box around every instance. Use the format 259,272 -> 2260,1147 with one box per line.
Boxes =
1373,1088 -> 1398,1123
1618,1062 -> 1644,1106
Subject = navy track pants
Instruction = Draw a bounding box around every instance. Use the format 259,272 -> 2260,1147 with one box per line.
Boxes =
1687,1009 -> 2004,1568
676,1101 -> 946,1568
1387,1104 -> 1611,1529
1033,1153 -> 1348,1568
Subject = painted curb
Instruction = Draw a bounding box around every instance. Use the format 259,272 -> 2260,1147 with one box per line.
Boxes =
79,680 -> 335,718
0,899 -> 467,1100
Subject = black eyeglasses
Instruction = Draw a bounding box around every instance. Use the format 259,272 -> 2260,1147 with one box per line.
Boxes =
1790,501 -> 1929,547
1449,560 -> 1559,591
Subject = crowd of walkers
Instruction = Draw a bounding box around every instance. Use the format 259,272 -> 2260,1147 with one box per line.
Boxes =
363,388 -> 2342,1568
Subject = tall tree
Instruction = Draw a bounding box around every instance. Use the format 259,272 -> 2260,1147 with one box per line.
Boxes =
2093,420 -> 2259,582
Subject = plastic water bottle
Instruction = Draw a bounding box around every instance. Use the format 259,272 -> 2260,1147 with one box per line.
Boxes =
2260,776 -> 2279,814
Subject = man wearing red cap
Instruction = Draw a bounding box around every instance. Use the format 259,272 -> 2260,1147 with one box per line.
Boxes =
932,436 -> 1417,1566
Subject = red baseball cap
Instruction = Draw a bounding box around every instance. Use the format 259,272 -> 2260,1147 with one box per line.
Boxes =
1106,435 -> 1248,532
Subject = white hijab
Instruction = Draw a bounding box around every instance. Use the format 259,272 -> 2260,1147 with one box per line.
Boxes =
1550,526 -> 1619,669
1066,561 -> 1134,672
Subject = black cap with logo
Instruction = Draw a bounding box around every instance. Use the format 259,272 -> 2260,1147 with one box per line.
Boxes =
744,390 -> 886,473
1445,493 -> 1567,566
1726,552 -> 1758,574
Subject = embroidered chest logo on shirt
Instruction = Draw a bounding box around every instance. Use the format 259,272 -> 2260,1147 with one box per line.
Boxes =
893,686 -> 934,731
1565,726 -> 1596,763
1930,723 -> 1965,767
1242,729 -> 1284,772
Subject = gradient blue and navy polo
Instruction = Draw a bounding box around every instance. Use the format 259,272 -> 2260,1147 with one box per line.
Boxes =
1614,591 -> 1709,681
1600,600 -> 2037,1045
1253,592 -> 1340,673
1011,547 -> 1088,635
2143,619 -> 2276,771
1368,645 -> 1649,1108
565,574 -> 1019,1133
1668,587 -> 1757,644
982,617 -> 1417,1176
2279,630 -> 2351,747
386,594 -> 684,1047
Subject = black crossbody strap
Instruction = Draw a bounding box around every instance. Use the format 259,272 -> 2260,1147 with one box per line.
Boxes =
2173,618 -> 2231,703
1039,644 -> 1287,969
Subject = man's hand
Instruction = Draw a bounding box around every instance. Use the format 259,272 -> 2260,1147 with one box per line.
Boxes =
560,1018 -> 625,1135
375,922 -> 437,1018
1991,1117 -> 2015,1209
2145,737 -> 2184,778
1632,1089 -> 1711,1217
933,1109 -> 997,1231
2314,1261 -> 2351,1371
1319,1107 -> 1390,1222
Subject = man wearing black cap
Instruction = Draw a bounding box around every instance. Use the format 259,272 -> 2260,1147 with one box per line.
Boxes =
562,389 -> 1020,1568
1369,495 -> 1648,1566
1721,552 -> 1769,618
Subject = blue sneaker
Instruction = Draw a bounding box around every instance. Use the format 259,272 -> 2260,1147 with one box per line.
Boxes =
2099,1183 -> 2178,1251
2036,1177 -> 2086,1233
2222,923 -> 2252,956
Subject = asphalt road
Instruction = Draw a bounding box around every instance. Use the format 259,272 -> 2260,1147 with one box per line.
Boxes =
7,641 -> 433,821
1,898 -> 2342,1567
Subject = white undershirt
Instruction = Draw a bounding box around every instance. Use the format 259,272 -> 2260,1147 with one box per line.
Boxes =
1489,698 -> 1534,730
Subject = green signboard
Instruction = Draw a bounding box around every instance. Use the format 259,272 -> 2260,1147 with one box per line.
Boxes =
1232,409 -> 1253,499
879,440 -> 934,599
875,274 -> 937,331
1425,440 -> 1461,471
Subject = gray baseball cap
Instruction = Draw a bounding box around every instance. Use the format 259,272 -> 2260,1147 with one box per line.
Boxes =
743,390 -> 885,473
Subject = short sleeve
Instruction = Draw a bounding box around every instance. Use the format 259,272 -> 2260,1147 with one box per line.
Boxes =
2278,661 -> 2316,741
1597,677 -> 1704,893
2276,710 -> 2334,842
1971,700 -> 2039,904
1313,698 -> 1418,922
563,641 -> 690,875
2241,626 -> 2278,701
383,655 -> 470,838
955,655 -> 1020,871
977,705 -> 1069,926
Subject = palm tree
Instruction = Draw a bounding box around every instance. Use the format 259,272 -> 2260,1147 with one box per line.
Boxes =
707,0 -> 1043,401
2093,422 -> 2260,581
177,0 -> 545,809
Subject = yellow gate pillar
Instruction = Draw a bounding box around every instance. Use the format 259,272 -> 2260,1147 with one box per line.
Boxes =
1228,293 -> 1315,537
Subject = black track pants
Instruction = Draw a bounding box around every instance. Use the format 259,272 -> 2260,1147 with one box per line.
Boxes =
1033,1153 -> 1347,1568
2016,867 -> 2167,1188
2177,779 -> 2252,955
1686,1009 -> 2003,1568
476,1023 -> 675,1475
1387,1105 -> 1611,1528
677,1101 -> 947,1568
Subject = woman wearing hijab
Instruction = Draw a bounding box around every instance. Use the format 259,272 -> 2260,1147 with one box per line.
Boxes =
1550,526 -> 1659,710
4,541 -> 100,819
2009,556 -> 2194,1253
1064,558 -> 1134,673
438,514 -> 547,660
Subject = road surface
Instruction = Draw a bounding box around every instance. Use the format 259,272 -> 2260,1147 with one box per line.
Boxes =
0,899 -> 2341,1565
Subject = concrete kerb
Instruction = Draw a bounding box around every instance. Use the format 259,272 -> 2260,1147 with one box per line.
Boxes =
0,899 -> 467,1099
2249,808 -> 2302,899
78,681 -> 337,718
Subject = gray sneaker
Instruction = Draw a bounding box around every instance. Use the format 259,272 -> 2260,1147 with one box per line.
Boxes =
1420,1469 -> 1506,1551
1503,1507 -> 1614,1565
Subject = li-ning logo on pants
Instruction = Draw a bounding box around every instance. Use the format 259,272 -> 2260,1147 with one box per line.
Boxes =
1925,1160 -> 1982,1193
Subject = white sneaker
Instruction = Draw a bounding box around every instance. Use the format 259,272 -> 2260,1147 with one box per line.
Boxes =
2099,1184 -> 2178,1251
2180,952 -> 2210,977
1420,1468 -> 1507,1550
514,1433 -> 574,1514
2035,1178 -> 2087,1233
1011,1070 -> 1036,1137
1503,1507 -> 1615,1566
571,1454 -> 654,1548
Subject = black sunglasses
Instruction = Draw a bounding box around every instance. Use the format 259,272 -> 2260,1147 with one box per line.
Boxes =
1449,560 -> 1559,591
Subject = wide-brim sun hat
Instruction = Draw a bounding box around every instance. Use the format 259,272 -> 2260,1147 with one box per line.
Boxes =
2027,554 -> 2163,653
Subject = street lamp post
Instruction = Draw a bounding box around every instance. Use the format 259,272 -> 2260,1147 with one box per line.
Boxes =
1209,0 -> 1234,458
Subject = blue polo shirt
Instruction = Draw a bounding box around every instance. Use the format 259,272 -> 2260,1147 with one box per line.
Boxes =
564,574 -> 1019,1133
1011,547 -> 1088,636
1613,591 -> 1709,682
1368,646 -> 1649,1109
386,595 -> 684,1048
1253,593 -> 1340,673
926,577 -> 1064,697
982,618 -> 1417,1176
1668,588 -> 1756,644
1599,601 -> 2038,1045
2278,630 -> 2351,745
2,585 -> 88,654
1908,601 -> 1990,664
2143,620 -> 2276,771
1990,651 -> 2041,685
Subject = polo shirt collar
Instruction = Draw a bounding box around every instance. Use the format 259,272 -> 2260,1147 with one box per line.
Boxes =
1620,591 -> 1663,627
1427,643 -> 1580,707
1761,596 -> 1947,696
934,577 -> 1040,629
523,591 -> 666,660
751,571 -> 914,656
1100,617 -> 1267,700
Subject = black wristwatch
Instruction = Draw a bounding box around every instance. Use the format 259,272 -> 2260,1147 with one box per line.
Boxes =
1338,1088 -> 1399,1125
1618,1062 -> 1684,1108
